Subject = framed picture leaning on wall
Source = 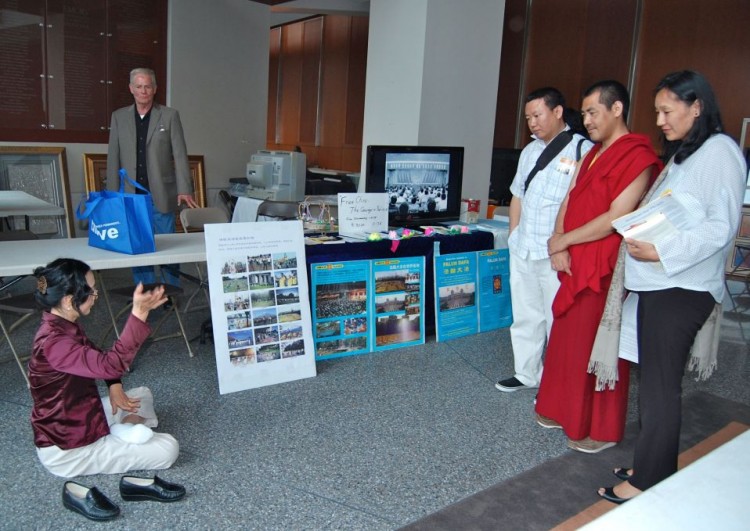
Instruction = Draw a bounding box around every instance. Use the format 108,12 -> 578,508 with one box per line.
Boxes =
0,146 -> 74,238
82,153 -> 206,232
83,153 -> 107,194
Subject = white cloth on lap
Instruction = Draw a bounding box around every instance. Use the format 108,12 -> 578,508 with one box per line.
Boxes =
109,423 -> 154,444
101,385 -> 158,428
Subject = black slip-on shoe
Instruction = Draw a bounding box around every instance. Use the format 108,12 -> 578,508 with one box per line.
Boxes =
120,475 -> 186,502
62,481 -> 120,521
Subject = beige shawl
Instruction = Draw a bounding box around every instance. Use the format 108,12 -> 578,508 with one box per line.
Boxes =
588,160 -> 721,390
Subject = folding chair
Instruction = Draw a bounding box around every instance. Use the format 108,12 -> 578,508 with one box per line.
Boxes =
179,207 -> 229,313
255,200 -> 300,221
180,207 -> 230,344
0,292 -> 38,386
724,241 -> 750,343
101,282 -> 194,357
218,190 -> 237,219
0,230 -> 39,386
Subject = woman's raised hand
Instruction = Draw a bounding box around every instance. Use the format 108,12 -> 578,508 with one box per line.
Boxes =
131,283 -> 168,321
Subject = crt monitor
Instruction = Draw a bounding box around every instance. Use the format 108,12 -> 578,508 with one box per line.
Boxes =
365,145 -> 465,227
245,150 -> 306,201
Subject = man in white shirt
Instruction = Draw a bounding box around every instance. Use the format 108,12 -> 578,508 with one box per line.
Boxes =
496,87 -> 592,392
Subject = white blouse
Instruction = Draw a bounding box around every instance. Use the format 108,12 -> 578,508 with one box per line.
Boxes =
624,134 -> 747,302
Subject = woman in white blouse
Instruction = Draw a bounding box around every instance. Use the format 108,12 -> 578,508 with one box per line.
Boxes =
597,70 -> 747,504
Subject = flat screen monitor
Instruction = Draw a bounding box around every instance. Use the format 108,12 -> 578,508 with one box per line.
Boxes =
489,148 -> 522,206
365,145 -> 464,227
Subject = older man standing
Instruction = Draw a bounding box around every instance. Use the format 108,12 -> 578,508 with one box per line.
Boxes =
495,87 -> 592,393
107,67 -> 197,286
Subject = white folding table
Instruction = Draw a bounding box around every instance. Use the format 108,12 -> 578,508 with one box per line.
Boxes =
0,233 -> 207,277
0,190 -> 65,231
0,233 -> 208,362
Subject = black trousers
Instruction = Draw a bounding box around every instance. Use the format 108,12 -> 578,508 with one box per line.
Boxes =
630,288 -> 715,491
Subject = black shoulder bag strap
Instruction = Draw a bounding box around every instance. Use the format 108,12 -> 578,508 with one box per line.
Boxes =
523,130 -> 574,192
575,138 -> 585,161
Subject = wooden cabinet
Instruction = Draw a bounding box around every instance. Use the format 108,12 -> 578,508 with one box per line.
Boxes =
494,0 -> 750,149
0,0 -> 167,143
267,15 -> 368,172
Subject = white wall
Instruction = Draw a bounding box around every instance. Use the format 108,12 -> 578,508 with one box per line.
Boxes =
169,0 -> 270,205
360,0 -> 505,211
419,1 -> 504,204
360,0 -> 428,148
1,0 -> 270,232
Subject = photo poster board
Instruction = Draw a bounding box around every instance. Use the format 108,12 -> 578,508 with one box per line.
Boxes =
477,249 -> 512,332
204,221 -> 316,395
434,252 -> 479,341
372,256 -> 426,351
337,193 -> 389,239
311,260 -> 371,360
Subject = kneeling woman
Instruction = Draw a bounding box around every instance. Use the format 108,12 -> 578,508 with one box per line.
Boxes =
29,258 -> 179,478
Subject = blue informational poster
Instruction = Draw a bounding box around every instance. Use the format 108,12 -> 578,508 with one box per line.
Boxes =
371,256 -> 426,351
434,249 -> 513,341
434,252 -> 479,341
310,260 -> 371,360
477,248 -> 512,332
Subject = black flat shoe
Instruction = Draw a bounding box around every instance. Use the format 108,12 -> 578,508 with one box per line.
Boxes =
613,467 -> 632,481
120,475 -> 186,502
62,481 -> 120,521
598,486 -> 631,505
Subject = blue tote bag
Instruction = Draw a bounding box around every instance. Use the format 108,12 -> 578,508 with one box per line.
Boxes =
76,169 -> 156,254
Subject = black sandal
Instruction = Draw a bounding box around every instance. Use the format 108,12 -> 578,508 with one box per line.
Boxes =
613,467 -> 632,481
598,486 -> 630,505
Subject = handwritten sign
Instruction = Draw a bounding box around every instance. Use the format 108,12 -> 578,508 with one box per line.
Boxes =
337,193 -> 389,238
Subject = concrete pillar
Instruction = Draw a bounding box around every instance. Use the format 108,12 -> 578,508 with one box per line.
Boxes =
360,0 -> 505,212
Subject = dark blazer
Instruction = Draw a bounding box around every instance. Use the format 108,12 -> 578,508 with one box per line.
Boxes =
106,103 -> 192,214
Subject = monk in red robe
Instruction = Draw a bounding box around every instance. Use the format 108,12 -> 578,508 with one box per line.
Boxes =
535,80 -> 662,453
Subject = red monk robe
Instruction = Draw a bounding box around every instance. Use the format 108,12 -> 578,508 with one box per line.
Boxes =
535,133 -> 662,442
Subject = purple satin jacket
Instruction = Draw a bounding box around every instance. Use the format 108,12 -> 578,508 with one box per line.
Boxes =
29,311 -> 150,449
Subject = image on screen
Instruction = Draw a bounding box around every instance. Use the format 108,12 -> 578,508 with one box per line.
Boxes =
366,145 -> 464,227
385,153 -> 450,217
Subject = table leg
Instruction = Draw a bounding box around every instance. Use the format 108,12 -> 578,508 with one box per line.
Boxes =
96,271 -> 121,341
0,275 -> 26,294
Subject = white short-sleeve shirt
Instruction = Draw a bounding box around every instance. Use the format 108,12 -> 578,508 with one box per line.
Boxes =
508,129 -> 593,260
